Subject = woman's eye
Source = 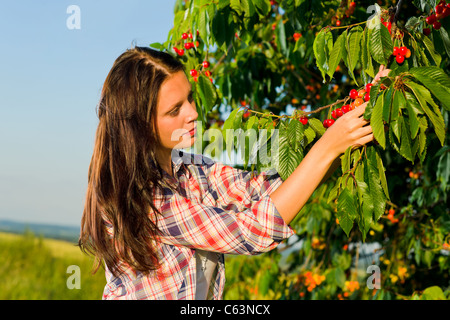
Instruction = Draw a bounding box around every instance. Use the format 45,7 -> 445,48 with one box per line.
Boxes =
169,107 -> 180,116
188,92 -> 194,103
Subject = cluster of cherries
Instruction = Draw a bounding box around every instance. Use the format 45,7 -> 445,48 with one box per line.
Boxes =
321,84 -> 373,129
189,60 -> 212,83
387,208 -> 399,224
173,31 -> 199,56
392,46 -> 411,64
424,0 -> 450,34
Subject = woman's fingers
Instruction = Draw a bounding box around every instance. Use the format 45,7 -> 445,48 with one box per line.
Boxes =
373,64 -> 391,84
355,133 -> 374,148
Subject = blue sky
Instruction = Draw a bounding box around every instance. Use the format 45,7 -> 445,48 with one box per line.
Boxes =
0,1 -> 176,227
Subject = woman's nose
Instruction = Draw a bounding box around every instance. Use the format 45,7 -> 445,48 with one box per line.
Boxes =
186,101 -> 198,123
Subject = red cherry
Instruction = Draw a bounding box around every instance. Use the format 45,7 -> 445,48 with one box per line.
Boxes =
393,46 -> 399,56
396,55 -> 405,64
204,70 -> 211,77
190,69 -> 198,77
364,92 -> 370,102
341,105 -> 350,113
436,5 -> 444,14
443,7 -> 450,18
336,20 -> 341,27
349,89 -> 358,99
336,108 -> 344,118
423,27 -> 432,36
185,42 -> 194,50
202,61 -> 210,68
293,32 -> 302,41
324,119 -> 335,128
331,110 -> 337,119
405,49 -> 411,59
188,33 -> 193,39
426,14 -> 437,25
181,33 -> 188,40
399,46 -> 408,56
174,47 -> 184,56
365,83 -> 374,92
299,117 -> 308,125
433,21 -> 442,30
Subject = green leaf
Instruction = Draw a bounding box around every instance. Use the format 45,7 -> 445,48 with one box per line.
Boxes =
337,187 -> 357,237
383,86 -> 394,123
406,81 -> 446,146
409,66 -> 450,111
308,118 -> 326,136
375,149 -> 390,200
241,0 -> 256,18
149,42 -> 163,50
230,0 -> 243,16
327,31 -> 346,79
418,33 -> 442,66
276,132 -> 303,180
369,23 -> 393,65
212,7 -> 235,52
404,92 -> 421,139
287,118 -> 304,151
197,8 -> 210,47
355,163 -> 373,240
366,146 -> 386,221
197,74 -> 217,114
345,26 -> 362,85
371,91 -> 386,149
223,108 -> 244,160
421,286 -> 447,300
313,29 -> 333,80
361,27 -> 375,79
439,25 -> 450,58
391,89 -> 405,122
341,146 -> 352,173
364,82 -> 381,120
276,18 -> 288,56
302,125 -> 316,146
399,116 -> 414,162
253,0 -> 271,16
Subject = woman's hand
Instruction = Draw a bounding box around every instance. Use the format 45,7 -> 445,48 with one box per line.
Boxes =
372,65 -> 391,85
317,102 -> 374,161
270,102 -> 374,225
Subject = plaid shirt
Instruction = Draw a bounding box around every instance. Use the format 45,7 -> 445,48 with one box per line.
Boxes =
102,152 -> 294,300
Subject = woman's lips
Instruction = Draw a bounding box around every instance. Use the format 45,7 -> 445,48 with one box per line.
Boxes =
187,127 -> 196,137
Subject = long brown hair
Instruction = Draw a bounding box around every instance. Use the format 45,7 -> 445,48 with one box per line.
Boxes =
79,46 -> 184,277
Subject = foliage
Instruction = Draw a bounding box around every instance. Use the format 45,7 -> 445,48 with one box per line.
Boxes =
0,231 -> 105,299
155,0 -> 450,300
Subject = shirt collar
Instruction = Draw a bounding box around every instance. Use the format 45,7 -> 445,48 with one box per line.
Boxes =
171,149 -> 187,174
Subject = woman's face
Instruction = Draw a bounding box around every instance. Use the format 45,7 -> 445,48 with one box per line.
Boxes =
155,71 -> 198,153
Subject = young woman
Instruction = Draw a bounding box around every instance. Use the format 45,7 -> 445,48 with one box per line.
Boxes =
79,46 -> 389,300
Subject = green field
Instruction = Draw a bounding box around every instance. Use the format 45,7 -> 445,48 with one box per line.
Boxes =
0,231 -> 106,300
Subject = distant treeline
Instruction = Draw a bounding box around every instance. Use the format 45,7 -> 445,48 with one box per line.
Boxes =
0,219 -> 79,242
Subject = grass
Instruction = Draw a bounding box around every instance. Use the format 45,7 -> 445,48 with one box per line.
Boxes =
0,231 -> 106,300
